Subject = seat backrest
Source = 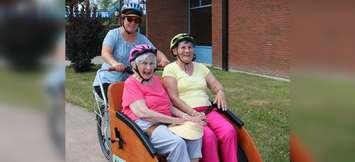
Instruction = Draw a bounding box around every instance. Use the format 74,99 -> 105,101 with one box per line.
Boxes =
108,82 -> 125,112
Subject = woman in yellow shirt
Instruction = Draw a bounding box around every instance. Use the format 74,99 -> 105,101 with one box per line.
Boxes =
162,33 -> 238,162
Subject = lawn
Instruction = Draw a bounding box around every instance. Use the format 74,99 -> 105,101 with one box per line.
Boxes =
65,66 -> 290,162
0,69 -> 47,110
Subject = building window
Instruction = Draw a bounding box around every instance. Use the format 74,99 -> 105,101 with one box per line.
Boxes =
201,0 -> 211,6
189,0 -> 211,46
190,0 -> 200,8
190,0 -> 211,9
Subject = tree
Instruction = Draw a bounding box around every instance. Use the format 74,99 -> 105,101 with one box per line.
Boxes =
100,0 -> 112,10
66,0 -> 105,72
0,1 -> 60,71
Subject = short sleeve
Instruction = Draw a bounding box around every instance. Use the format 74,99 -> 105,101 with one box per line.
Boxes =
102,29 -> 117,48
197,63 -> 210,77
122,78 -> 144,108
162,63 -> 177,78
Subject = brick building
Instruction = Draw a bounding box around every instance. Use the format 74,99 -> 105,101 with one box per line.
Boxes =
146,0 -> 290,78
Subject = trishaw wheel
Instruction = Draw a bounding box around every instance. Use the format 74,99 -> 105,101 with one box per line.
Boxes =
96,105 -> 112,161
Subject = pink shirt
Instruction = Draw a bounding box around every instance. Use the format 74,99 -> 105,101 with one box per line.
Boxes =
122,75 -> 172,121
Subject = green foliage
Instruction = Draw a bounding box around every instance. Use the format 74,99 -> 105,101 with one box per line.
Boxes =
100,0 -> 112,10
65,66 -> 98,110
65,0 -> 105,72
0,11 -> 60,71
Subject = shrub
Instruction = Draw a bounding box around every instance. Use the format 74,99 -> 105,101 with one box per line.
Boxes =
65,0 -> 105,72
0,6 -> 60,72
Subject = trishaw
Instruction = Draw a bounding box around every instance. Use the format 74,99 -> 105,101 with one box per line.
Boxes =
94,69 -> 262,162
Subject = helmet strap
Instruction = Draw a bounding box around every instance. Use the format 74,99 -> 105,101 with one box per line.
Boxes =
172,48 -> 189,65
176,55 -> 193,73
123,23 -> 134,34
134,64 -> 152,83
121,16 -> 137,35
177,55 -> 190,65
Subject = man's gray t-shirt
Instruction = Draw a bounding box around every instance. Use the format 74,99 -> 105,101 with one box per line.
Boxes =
93,27 -> 154,86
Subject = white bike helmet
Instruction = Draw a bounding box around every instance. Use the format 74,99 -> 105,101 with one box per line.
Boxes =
121,2 -> 143,16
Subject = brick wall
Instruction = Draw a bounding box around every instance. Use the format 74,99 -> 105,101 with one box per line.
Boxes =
146,0 -> 188,61
212,0 -> 223,67
227,0 -> 290,77
147,0 -> 290,77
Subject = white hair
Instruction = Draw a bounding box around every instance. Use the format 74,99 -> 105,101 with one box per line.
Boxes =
132,53 -> 157,67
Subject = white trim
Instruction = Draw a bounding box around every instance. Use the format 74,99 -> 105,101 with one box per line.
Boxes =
195,45 -> 212,49
232,70 -> 290,82
213,67 -> 290,82
201,63 -> 212,66
190,4 -> 212,10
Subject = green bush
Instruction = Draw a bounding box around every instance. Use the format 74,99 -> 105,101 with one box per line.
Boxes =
65,0 -> 105,72
0,10 -> 60,71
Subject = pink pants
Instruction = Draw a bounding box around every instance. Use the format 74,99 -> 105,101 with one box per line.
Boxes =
195,106 -> 238,162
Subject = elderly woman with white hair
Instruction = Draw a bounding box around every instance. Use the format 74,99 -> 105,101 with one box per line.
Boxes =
121,44 -> 204,162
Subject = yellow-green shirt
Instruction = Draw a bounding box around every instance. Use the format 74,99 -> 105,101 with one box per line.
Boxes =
162,62 -> 211,108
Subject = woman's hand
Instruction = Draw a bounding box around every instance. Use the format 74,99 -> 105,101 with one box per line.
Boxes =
157,50 -> 170,67
214,90 -> 228,111
108,63 -> 126,72
158,57 -> 170,67
174,117 -> 187,125
206,73 -> 228,111
188,115 -> 207,126
191,111 -> 207,121
183,114 -> 206,126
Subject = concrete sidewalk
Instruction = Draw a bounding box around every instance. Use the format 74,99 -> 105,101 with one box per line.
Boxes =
65,102 -> 107,162
0,104 -> 63,162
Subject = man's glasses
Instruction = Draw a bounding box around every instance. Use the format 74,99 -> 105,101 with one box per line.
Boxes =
125,17 -> 142,24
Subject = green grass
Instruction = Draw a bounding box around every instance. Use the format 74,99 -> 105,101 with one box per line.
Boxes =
291,75 -> 355,162
210,68 -> 289,162
0,69 -> 47,110
65,66 -> 98,112
65,66 -> 290,162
